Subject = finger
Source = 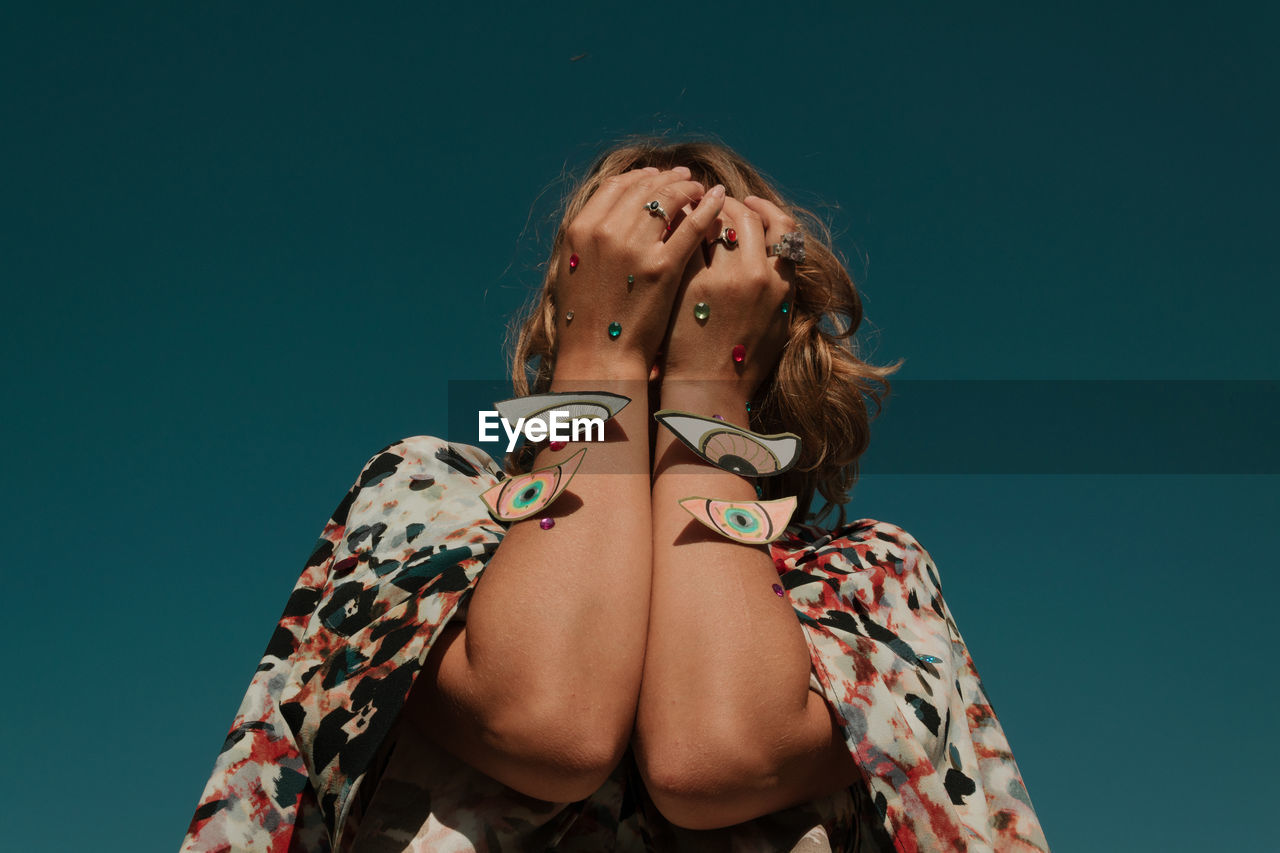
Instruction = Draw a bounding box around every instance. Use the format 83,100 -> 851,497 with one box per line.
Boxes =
662,184 -> 726,260
702,197 -> 740,259
620,166 -> 697,213
744,196 -> 804,292
629,179 -> 708,240
576,166 -> 661,225
721,196 -> 767,259
742,195 -> 799,249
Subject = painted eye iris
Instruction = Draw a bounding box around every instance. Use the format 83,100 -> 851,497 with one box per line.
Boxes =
491,470 -> 558,519
512,480 -> 546,510
481,448 -> 587,522
724,507 -> 761,534
678,496 -> 798,544
654,411 -> 800,477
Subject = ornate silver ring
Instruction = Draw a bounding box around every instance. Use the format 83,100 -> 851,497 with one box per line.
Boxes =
766,231 -> 806,264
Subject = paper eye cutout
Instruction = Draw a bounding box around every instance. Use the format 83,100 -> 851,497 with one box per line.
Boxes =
678,496 -> 798,544
495,392 -> 630,437
654,410 -> 800,476
481,448 -> 587,522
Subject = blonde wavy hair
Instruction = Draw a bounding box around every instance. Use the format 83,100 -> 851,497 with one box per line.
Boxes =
507,140 -> 902,524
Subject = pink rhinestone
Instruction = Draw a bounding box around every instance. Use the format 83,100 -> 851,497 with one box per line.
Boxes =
772,583 -> 785,597
712,414 -> 725,421
549,441 -> 566,451
732,344 -> 746,364
539,517 -> 555,530
569,254 -> 579,270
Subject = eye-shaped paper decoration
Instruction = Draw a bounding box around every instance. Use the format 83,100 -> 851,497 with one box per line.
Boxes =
495,392 -> 631,436
654,410 -> 800,477
481,448 -> 587,522
678,496 -> 798,544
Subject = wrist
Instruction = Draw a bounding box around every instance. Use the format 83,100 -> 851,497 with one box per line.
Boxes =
658,379 -> 753,428
553,350 -> 651,384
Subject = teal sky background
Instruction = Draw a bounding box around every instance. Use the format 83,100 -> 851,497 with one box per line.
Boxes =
2,3 -> 1276,850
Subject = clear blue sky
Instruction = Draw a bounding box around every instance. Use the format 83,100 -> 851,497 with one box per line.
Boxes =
2,3 -> 1276,850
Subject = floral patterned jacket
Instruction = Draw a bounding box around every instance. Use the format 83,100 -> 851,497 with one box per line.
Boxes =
181,436 -> 1050,852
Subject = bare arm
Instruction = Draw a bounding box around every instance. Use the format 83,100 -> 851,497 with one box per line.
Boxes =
409,366 -> 652,803
637,384 -> 861,829
633,195 -> 860,828
405,169 -> 726,802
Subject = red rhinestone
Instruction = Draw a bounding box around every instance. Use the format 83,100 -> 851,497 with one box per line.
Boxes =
539,517 -> 555,530
568,254 -> 579,270
549,441 -> 566,451
725,228 -> 737,243
732,344 -> 746,364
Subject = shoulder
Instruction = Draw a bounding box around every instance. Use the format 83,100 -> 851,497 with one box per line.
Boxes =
335,436 -> 505,542
353,436 -> 504,486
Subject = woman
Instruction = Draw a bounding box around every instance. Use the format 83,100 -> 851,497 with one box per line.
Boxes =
181,141 -> 1051,852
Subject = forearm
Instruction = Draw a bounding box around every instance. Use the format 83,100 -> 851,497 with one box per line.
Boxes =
414,165 -> 723,800
451,360 -> 653,758
635,383 -> 845,825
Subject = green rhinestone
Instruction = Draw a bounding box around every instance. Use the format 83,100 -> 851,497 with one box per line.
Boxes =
694,302 -> 710,321
781,301 -> 790,315
608,321 -> 622,339
627,274 -> 635,285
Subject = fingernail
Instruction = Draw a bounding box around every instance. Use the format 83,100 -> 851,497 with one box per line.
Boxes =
710,184 -> 725,198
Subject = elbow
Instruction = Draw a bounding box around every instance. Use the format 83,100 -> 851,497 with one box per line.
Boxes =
506,735 -> 624,804
414,624 -> 634,803
634,724 -> 776,830
502,754 -> 620,805
479,696 -> 631,803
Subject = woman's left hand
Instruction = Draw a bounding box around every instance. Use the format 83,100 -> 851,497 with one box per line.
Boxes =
658,195 -> 796,403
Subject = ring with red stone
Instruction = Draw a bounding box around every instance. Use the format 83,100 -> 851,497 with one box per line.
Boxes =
712,226 -> 738,248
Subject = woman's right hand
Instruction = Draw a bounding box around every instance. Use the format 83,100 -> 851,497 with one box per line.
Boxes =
554,167 -> 726,374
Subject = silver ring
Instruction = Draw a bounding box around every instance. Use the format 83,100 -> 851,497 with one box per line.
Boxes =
644,199 -> 670,222
765,231 -> 806,264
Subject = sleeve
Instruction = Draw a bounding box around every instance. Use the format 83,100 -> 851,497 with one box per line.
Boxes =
776,521 -> 1050,853
913,535 -> 1050,853
180,436 -> 505,853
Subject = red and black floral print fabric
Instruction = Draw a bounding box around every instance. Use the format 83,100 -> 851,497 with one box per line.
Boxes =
181,436 -> 1049,852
